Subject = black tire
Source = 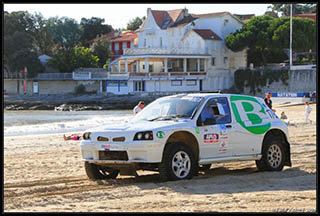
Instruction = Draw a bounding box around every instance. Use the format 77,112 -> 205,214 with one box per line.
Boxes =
256,136 -> 286,171
159,143 -> 197,181
84,162 -> 119,179
199,164 -> 211,171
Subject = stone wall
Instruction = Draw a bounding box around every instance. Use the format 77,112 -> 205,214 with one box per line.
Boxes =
4,80 -> 101,95
243,68 -> 316,97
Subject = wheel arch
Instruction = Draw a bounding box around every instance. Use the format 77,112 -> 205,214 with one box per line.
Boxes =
163,130 -> 200,162
262,129 -> 291,167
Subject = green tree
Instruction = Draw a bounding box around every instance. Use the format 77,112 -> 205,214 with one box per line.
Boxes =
225,15 -> 274,65
272,17 -> 316,52
47,46 -> 99,72
91,36 -> 112,68
267,3 -> 316,17
126,16 -> 145,31
4,11 -> 44,77
29,12 -> 55,55
80,17 -> 113,46
47,16 -> 82,49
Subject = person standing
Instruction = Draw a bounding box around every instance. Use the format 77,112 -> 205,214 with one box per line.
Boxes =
133,101 -> 145,115
305,101 -> 312,123
264,92 -> 276,112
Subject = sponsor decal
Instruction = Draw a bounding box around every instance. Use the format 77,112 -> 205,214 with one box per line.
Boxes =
195,127 -> 200,134
204,133 -> 219,143
156,131 -> 165,139
103,144 -> 111,150
230,95 -> 271,135
219,140 -> 227,152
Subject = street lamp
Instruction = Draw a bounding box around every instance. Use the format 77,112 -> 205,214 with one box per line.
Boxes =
289,4 -> 293,69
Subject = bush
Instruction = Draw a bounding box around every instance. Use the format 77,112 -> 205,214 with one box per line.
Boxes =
74,84 -> 86,95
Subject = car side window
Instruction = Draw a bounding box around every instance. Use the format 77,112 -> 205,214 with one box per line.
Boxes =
213,97 -> 231,124
197,97 -> 231,126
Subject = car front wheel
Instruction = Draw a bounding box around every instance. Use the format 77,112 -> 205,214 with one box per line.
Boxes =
159,143 -> 196,181
256,137 -> 286,171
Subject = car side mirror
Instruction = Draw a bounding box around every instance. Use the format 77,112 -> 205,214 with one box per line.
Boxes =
215,103 -> 226,120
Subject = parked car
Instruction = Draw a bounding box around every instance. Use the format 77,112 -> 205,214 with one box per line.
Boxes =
80,93 -> 291,181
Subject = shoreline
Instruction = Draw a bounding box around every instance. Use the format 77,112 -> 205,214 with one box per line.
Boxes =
4,94 -> 315,111
4,94 -> 162,111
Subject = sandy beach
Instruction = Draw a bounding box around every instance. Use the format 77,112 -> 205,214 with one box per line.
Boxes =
3,102 -> 317,212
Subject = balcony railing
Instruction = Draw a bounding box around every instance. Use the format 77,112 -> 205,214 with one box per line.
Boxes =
4,70 -> 207,81
124,47 -> 209,55
37,73 -> 73,80
128,71 -> 207,78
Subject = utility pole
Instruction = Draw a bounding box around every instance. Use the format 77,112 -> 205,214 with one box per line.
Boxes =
289,4 -> 293,69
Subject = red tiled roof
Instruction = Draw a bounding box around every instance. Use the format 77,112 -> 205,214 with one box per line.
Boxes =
151,9 -> 183,29
111,33 -> 137,42
293,13 -> 316,22
193,29 -> 222,40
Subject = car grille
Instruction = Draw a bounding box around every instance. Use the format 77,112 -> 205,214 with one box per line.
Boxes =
98,151 -> 128,161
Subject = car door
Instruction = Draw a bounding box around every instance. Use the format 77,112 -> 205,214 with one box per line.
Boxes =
228,95 -> 271,156
197,97 -> 233,159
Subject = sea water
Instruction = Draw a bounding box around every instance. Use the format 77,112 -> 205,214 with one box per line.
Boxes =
3,110 -> 133,137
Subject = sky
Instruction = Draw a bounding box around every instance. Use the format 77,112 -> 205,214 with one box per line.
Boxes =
4,3 -> 272,29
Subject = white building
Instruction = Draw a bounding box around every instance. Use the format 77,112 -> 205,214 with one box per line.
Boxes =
107,8 -> 247,94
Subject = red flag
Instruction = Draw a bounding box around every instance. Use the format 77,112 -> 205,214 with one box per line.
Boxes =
23,67 -> 27,94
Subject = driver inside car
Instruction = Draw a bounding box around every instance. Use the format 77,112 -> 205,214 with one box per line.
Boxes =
201,103 -> 216,123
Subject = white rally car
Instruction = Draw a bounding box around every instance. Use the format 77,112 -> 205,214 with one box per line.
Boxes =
80,93 -> 291,181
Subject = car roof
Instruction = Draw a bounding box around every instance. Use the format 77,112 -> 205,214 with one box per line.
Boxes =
162,93 -> 260,100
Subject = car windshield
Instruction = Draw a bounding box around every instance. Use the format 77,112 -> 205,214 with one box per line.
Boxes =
131,95 -> 204,122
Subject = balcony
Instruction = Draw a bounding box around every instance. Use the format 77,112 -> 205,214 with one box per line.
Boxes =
124,47 -> 209,56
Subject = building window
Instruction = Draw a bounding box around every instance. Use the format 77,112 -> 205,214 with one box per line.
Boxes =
224,57 -> 228,64
149,64 -> 153,72
211,57 -> 216,66
144,39 -> 146,47
119,81 -> 127,86
115,42 -> 119,50
224,19 -> 229,26
107,81 -> 118,87
160,37 -> 162,48
135,81 -> 145,92
186,80 -> 197,86
171,80 -> 182,86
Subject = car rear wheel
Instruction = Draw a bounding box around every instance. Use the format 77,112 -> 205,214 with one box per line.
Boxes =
84,162 -> 119,179
256,137 -> 285,171
159,143 -> 196,181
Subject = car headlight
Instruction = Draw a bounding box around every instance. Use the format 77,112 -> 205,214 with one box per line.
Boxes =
83,132 -> 91,140
134,131 -> 153,141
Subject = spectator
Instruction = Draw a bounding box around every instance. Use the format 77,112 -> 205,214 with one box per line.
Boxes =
264,92 -> 276,112
280,111 -> 289,125
64,134 -> 81,141
133,101 -> 145,115
280,111 -> 288,120
305,102 -> 312,124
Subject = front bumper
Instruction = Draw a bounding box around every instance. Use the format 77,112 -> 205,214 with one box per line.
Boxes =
80,140 -> 164,164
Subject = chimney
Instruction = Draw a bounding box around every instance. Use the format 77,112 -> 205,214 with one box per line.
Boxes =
184,7 -> 188,17
147,8 -> 151,14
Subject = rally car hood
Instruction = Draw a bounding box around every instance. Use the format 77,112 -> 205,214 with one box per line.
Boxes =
86,119 -> 194,133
